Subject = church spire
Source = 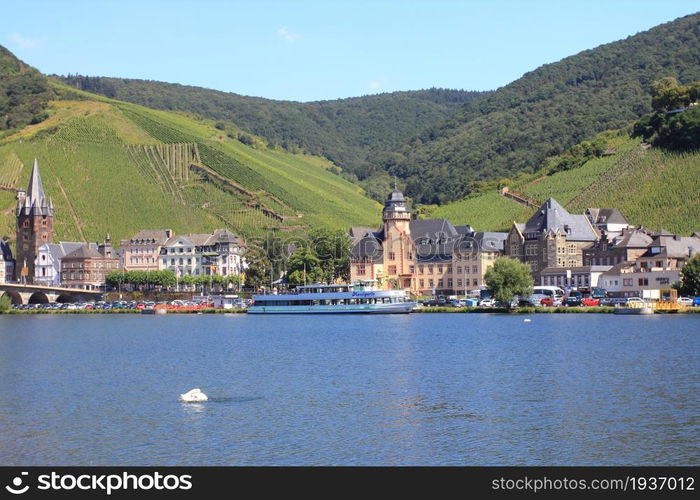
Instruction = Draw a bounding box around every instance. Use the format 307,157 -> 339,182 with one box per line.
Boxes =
27,158 -> 46,206
23,158 -> 53,217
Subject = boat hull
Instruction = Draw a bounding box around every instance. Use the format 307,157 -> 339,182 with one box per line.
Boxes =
247,303 -> 415,314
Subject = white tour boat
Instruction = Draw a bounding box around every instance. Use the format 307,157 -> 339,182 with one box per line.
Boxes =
248,280 -> 415,314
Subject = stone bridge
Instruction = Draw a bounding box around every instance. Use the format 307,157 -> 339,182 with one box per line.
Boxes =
0,283 -> 103,305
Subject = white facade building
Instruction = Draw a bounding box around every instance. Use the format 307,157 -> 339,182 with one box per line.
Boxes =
34,241 -> 83,287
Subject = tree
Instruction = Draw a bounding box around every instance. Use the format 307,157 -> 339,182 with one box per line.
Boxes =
0,293 -> 11,313
679,254 -> 700,296
484,257 -> 533,307
309,228 -> 351,283
243,246 -> 271,290
286,246 -> 324,285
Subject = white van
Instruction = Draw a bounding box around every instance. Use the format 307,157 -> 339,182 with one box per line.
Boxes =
532,286 -> 565,305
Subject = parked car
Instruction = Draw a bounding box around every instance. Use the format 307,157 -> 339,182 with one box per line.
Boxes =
478,298 -> 495,307
625,297 -> 645,305
694,297 -> 700,307
564,291 -> 583,306
582,297 -> 600,307
520,294 -> 548,307
677,296 -> 693,306
540,297 -> 555,307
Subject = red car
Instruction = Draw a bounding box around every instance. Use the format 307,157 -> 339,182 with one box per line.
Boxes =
582,297 -> 600,307
540,297 -> 554,307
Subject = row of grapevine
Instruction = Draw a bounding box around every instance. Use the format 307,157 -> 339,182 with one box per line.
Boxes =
0,151 -> 24,189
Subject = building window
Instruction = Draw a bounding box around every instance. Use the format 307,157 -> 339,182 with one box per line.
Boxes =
457,266 -> 462,274
472,266 -> 478,273
23,220 -> 29,228
388,265 -> 397,275
568,244 -> 576,254
409,265 -> 415,274
447,278 -> 453,288
419,279 -> 425,288
418,265 -> 424,274
388,252 -> 395,260
473,279 -> 478,286
457,279 -> 462,287
357,265 -> 366,276
638,278 -> 648,286
428,266 -> 434,274
407,252 -> 413,260
623,278 -> 633,286
428,279 -> 434,288
437,265 -> 443,273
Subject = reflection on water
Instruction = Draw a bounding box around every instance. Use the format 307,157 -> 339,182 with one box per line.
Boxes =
0,313 -> 698,465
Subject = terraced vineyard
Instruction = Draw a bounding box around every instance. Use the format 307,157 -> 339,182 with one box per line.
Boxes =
0,93 -> 381,247
0,151 -> 23,189
430,136 -> 699,234
428,190 -> 533,232
512,138 -> 642,206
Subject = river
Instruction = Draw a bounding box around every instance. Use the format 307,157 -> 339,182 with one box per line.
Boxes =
0,313 -> 698,465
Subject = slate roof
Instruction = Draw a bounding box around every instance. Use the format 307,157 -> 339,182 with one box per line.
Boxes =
350,234 -> 383,263
124,229 -> 172,246
640,235 -> 700,259
613,229 -> 653,249
0,240 -> 12,261
525,198 -> 597,241
63,243 -> 108,260
474,232 -> 508,252
587,208 -> 628,225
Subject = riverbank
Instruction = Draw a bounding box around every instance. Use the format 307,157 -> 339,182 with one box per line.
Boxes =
2,306 -> 698,314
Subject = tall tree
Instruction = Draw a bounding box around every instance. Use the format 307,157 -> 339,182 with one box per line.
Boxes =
484,258 -> 533,307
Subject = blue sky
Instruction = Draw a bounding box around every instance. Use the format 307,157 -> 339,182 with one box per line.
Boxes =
3,0 -> 698,102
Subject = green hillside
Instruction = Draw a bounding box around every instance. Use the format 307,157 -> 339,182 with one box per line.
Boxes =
56,75 -> 483,184
387,12 -> 700,203
0,87 -> 382,247
429,135 -> 700,234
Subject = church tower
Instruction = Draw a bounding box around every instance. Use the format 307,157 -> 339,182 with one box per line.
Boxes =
15,159 -> 54,282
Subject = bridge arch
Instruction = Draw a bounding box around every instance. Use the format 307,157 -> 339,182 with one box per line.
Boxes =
28,292 -> 49,304
1,291 -> 23,305
56,294 -> 74,304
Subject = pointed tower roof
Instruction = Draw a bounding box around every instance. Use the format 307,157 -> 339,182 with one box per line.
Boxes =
28,158 -> 47,205
20,159 -> 53,217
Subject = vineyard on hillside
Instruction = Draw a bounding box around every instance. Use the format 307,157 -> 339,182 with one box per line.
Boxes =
0,97 -> 381,245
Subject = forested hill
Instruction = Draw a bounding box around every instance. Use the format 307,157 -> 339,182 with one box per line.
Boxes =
55,75 -> 483,182
387,12 -> 700,203
0,45 -> 54,131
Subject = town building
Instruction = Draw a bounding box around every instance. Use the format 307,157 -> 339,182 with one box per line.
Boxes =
120,229 -> 173,271
506,198 -> 598,281
0,239 -> 14,283
539,265 -> 612,290
34,241 -> 84,287
60,238 -> 119,290
349,190 -> 506,296
15,159 -> 54,282
583,227 -> 653,266
598,232 -> 700,298
585,208 -> 630,234
159,229 -> 246,278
